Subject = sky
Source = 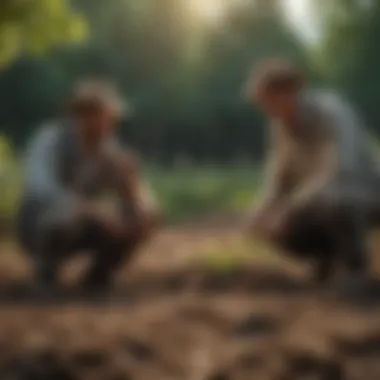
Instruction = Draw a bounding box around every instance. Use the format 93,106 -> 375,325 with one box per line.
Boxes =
281,0 -> 321,43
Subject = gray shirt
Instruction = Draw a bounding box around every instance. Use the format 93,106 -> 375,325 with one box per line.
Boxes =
18,120 -> 159,252
22,120 -> 157,213
24,121 -> 66,201
260,89 -> 380,210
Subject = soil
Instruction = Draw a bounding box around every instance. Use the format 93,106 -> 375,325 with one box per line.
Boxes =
0,226 -> 380,380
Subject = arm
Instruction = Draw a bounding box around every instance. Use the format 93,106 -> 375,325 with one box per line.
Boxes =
244,141 -> 293,237
245,142 -> 292,236
254,142 -> 292,214
112,149 -> 162,233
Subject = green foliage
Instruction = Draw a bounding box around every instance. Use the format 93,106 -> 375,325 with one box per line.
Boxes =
0,135 -> 22,224
196,234 -> 278,273
316,0 -> 380,129
0,0 -> 314,162
146,165 -> 261,222
5,0 -> 380,174
314,1 -> 361,80
199,250 -> 249,273
0,0 -> 87,67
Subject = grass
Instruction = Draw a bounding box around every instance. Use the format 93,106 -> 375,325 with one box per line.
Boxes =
0,135 -> 263,227
196,233 -> 279,273
0,136 -> 23,231
145,164 -> 261,222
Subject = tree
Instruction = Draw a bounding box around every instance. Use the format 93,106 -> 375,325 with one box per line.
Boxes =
0,0 -> 87,67
0,0 -> 315,163
315,0 -> 380,129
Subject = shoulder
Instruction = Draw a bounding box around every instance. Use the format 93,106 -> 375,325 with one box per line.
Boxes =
301,89 -> 365,140
23,121 -> 64,191
25,120 -> 63,157
303,88 -> 356,119
28,120 -> 61,143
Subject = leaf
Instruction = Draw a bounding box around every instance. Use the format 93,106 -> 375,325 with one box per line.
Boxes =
0,0 -> 88,66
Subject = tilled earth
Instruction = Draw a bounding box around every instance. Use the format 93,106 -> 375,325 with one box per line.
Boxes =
0,227 -> 380,380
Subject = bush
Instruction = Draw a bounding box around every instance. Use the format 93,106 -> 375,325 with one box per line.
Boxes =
145,165 -> 261,222
0,135 -> 22,232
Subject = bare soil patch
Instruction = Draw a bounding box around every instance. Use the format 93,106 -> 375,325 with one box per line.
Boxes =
0,227 -> 379,379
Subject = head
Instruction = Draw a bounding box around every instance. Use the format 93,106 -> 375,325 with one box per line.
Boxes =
245,59 -> 304,119
68,79 -> 126,143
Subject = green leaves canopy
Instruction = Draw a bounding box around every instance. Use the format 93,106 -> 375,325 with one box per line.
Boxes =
0,0 -> 87,66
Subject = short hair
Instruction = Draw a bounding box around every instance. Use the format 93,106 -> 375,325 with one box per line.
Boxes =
245,59 -> 303,99
68,78 -> 128,118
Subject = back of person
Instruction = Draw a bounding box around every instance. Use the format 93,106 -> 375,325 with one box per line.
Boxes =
304,89 -> 380,180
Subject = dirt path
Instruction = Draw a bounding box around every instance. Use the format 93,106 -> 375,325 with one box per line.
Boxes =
0,227 -> 380,379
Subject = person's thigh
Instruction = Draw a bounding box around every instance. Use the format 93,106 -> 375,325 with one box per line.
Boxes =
72,203 -> 134,252
16,194 -> 79,255
16,195 -> 46,254
28,195 -> 109,265
277,203 -> 336,258
39,198 -> 155,259
39,200 -> 87,251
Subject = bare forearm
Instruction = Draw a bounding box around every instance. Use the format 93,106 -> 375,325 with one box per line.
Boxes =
129,183 -> 162,228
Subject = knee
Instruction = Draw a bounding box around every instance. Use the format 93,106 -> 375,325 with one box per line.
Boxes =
273,212 -> 321,255
243,216 -> 261,237
16,199 -> 42,253
243,210 -> 271,240
112,212 -> 161,251
346,251 -> 367,273
134,211 -> 162,241
38,219 -> 76,256
44,221 -> 70,241
249,220 -> 288,247
270,224 -> 294,249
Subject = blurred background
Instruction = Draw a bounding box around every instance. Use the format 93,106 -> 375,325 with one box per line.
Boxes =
2,0 -> 379,229
1,3 -> 380,380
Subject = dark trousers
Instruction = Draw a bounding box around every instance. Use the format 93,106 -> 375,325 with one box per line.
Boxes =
271,199 -> 371,282
17,195 -> 155,294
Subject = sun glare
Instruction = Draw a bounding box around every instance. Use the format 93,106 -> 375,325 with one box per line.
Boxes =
186,0 -> 228,25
